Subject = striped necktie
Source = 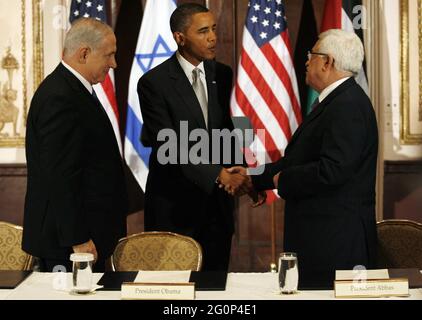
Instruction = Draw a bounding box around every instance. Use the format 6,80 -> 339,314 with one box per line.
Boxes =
192,68 -> 208,128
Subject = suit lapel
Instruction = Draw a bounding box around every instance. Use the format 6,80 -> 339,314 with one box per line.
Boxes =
58,63 -> 105,118
91,89 -> 111,119
287,98 -> 325,146
168,55 -> 208,130
57,64 -> 122,159
204,60 -> 218,131
288,77 -> 357,146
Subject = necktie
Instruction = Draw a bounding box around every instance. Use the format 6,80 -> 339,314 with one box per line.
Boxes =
91,88 -> 108,117
92,89 -> 99,102
192,68 -> 208,128
309,97 -> 320,113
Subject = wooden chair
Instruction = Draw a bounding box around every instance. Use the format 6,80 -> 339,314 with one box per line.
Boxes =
0,221 -> 33,270
112,231 -> 202,271
377,219 -> 422,269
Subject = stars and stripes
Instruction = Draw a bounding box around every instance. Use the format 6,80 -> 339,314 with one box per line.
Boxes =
231,0 -> 301,203
70,0 -> 106,22
69,0 -> 122,156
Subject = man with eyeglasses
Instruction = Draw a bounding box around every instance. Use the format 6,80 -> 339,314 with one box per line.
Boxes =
229,29 -> 378,288
307,50 -> 330,62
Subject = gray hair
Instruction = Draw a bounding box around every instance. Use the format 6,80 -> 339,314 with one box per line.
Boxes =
63,18 -> 113,57
318,29 -> 364,75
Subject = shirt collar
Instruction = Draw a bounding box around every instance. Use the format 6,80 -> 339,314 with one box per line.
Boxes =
176,51 -> 206,83
318,76 -> 351,103
61,61 -> 93,94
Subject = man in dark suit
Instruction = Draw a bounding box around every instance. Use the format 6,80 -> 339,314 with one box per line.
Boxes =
138,3 -> 260,271
230,29 -> 378,287
23,18 -> 128,272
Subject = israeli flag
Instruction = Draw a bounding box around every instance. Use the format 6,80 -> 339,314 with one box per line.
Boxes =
124,0 -> 177,191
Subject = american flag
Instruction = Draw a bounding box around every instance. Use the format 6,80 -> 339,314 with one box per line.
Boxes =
230,0 -> 301,202
69,0 -> 122,156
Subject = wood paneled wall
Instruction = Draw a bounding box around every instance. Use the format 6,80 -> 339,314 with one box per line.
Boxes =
383,161 -> 422,224
0,165 -> 27,226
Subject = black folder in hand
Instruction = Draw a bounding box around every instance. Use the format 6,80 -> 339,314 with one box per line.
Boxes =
0,271 -> 32,289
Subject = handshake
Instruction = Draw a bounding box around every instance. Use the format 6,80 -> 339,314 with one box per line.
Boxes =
217,166 -> 267,207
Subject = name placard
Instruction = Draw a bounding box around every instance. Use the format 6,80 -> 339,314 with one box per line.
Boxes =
334,278 -> 410,298
121,282 -> 195,300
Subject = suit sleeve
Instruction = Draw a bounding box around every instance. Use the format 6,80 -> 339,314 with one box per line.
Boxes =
138,76 -> 222,195
38,97 -> 89,247
251,159 -> 285,191
277,101 -> 368,200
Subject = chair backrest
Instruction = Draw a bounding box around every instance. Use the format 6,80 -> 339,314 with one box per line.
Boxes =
377,219 -> 422,269
112,231 -> 203,271
0,222 -> 33,270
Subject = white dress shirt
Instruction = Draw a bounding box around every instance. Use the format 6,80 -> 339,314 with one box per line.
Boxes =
61,61 -> 93,95
176,51 -> 208,101
318,76 -> 351,103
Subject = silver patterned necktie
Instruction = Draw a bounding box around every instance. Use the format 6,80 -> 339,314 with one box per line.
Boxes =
192,68 -> 208,128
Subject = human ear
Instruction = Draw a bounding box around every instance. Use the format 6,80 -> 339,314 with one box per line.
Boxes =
174,32 -> 185,46
77,47 -> 90,64
325,55 -> 335,69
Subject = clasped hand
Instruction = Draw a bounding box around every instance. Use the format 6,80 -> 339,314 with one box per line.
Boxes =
217,166 -> 266,207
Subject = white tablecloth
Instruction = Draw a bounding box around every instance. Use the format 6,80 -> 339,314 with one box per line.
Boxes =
1,272 -> 422,300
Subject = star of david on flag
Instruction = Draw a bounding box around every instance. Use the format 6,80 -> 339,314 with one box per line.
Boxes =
124,0 -> 177,191
135,35 -> 174,74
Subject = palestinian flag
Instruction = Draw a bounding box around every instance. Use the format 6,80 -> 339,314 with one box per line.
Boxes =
294,0 -> 319,117
321,0 -> 369,94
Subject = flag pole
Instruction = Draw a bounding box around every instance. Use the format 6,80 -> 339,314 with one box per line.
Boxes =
270,201 -> 277,273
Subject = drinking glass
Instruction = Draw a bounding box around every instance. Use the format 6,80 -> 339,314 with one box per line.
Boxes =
70,253 -> 94,294
278,252 -> 299,294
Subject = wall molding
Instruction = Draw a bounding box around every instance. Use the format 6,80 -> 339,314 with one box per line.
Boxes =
384,160 -> 422,173
0,164 -> 27,177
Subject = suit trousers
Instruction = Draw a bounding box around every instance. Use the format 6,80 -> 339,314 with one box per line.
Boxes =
192,218 -> 233,272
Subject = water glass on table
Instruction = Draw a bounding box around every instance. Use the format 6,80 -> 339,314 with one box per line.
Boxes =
70,253 -> 94,294
278,252 -> 298,294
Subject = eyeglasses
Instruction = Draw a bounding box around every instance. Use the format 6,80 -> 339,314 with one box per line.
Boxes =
307,50 -> 330,61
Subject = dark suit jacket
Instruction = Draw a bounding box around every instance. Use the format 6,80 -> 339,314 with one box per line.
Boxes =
138,54 -> 237,237
23,63 -> 128,261
252,78 -> 378,287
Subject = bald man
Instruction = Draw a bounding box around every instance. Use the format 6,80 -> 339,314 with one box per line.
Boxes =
23,18 -> 128,272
